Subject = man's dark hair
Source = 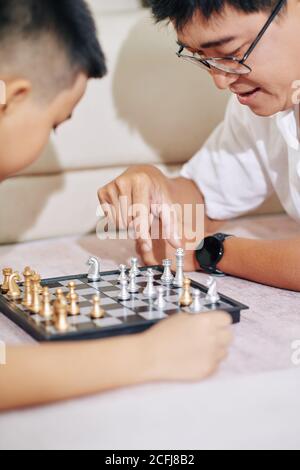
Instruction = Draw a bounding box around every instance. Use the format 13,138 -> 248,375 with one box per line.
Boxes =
0,0 -> 107,97
149,0 -> 280,30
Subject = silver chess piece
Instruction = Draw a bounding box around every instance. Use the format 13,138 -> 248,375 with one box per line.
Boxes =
173,248 -> 185,288
143,269 -> 157,299
191,289 -> 203,313
205,277 -> 221,305
118,278 -> 131,301
87,256 -> 101,282
154,287 -> 167,311
161,259 -> 174,285
118,264 -> 128,284
128,271 -> 139,294
130,258 -> 141,277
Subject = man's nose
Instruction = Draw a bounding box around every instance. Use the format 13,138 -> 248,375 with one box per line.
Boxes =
210,69 -> 238,90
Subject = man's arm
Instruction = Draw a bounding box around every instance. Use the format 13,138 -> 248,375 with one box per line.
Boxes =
0,313 -> 232,411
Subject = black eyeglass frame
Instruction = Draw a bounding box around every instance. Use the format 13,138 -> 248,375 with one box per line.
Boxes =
177,0 -> 287,75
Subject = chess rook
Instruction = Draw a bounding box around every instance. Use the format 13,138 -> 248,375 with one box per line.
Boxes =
173,248 -> 185,288
1,268 -> 13,294
161,259 -> 174,285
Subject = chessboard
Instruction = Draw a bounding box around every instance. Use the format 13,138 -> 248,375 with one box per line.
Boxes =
0,266 -> 248,342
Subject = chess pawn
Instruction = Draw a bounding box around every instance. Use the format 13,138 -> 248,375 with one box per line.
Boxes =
90,295 -> 105,320
22,266 -> 33,308
68,292 -> 80,317
190,289 -> 203,313
54,299 -> 69,333
66,281 -> 76,302
1,268 -> 13,294
179,278 -> 193,307
143,269 -> 157,299
161,259 -> 174,285
53,289 -> 67,311
130,258 -> 141,277
7,272 -> 22,301
30,274 -> 42,314
118,278 -> 131,301
128,271 -> 139,294
154,287 -> 167,311
40,287 -> 54,321
118,265 -> 128,284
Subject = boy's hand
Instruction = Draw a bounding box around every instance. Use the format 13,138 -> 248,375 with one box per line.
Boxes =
142,312 -> 233,382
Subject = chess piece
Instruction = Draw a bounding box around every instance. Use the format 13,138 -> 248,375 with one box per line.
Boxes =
1,268 -> 13,294
118,265 -> 128,284
161,259 -> 174,285
35,273 -> 43,294
68,292 -> 80,317
191,289 -> 203,313
179,278 -> 193,307
130,258 -> 141,277
118,278 -> 131,301
205,277 -> 221,305
143,269 -> 157,299
22,267 -> 33,309
54,289 -> 67,310
90,295 -> 105,320
87,256 -> 101,282
30,274 -> 42,314
54,299 -> 69,333
128,271 -> 139,294
66,281 -> 76,302
154,287 -> 167,311
40,287 -> 54,321
7,272 -> 22,301
173,248 -> 185,287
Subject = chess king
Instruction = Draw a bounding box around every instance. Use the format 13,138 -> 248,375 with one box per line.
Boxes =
99,0 -> 300,292
0,1 -> 232,411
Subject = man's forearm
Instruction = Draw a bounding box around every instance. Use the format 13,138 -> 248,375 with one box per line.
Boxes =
218,237 -> 300,291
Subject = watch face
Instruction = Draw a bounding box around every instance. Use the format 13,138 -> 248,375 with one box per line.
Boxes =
196,236 -> 224,267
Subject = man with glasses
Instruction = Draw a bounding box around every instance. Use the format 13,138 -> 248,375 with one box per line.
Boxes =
98,0 -> 300,291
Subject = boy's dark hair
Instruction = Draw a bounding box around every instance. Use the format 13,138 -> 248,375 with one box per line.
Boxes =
0,0 -> 107,96
149,0 -> 280,30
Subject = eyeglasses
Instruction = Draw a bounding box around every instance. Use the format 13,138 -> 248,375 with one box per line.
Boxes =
176,0 -> 286,75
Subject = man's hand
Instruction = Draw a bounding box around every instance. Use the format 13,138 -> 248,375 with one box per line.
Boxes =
98,165 -> 216,268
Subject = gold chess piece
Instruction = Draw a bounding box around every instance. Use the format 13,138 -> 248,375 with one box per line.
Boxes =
40,287 -> 54,321
1,268 -> 13,294
66,281 -> 76,302
68,291 -> 80,317
90,295 -> 105,320
22,266 -> 33,308
179,278 -> 193,307
54,299 -> 69,333
30,274 -> 42,314
54,288 -> 67,308
7,272 -> 22,301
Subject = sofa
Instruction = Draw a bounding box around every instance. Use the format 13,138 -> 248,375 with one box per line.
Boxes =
0,0 -> 280,244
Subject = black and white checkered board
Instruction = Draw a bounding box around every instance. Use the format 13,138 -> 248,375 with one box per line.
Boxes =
0,266 -> 248,342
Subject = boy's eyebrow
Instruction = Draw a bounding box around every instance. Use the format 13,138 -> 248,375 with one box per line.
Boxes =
177,36 -> 237,50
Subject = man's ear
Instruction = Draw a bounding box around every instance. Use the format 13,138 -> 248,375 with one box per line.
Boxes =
0,78 -> 31,115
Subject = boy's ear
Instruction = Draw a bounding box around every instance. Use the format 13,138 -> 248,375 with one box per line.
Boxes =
0,78 -> 32,115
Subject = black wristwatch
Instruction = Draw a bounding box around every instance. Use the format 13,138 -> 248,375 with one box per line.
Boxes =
195,233 -> 233,276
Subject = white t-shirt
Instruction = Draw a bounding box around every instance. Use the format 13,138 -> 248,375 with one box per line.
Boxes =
181,95 -> 300,222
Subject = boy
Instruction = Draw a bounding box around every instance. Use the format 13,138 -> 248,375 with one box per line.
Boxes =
0,0 -> 232,411
99,0 -> 300,291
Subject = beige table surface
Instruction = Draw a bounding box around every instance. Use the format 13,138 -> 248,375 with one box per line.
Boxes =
0,214 -> 299,449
